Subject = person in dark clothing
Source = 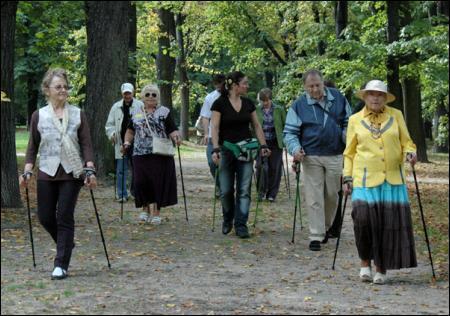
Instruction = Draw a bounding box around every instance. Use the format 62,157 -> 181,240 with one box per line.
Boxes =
20,68 -> 96,280
210,71 -> 271,239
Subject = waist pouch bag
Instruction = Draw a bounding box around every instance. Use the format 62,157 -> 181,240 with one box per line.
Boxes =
223,138 -> 260,162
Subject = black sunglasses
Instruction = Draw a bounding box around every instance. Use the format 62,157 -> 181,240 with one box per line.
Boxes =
145,92 -> 157,98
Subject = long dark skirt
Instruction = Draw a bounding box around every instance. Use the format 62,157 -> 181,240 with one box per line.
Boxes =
132,154 -> 177,209
351,181 -> 417,270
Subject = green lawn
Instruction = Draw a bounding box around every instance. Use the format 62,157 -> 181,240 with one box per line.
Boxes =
15,129 -> 29,153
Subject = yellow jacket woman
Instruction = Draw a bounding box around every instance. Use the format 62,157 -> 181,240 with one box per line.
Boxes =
343,80 -> 418,285
343,105 -> 416,187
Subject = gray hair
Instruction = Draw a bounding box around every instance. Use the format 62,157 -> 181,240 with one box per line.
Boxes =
41,68 -> 69,99
302,69 -> 323,83
257,88 -> 272,101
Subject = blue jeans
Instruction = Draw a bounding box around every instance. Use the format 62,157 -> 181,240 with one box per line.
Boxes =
219,149 -> 253,228
206,139 -> 220,188
116,157 -> 131,199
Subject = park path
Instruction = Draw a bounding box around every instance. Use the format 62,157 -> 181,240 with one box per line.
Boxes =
1,155 -> 449,314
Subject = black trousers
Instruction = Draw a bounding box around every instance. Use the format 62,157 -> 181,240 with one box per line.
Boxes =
37,180 -> 82,270
255,139 -> 283,200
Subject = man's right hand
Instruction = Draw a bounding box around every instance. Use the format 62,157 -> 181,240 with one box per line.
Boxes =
293,148 -> 305,163
111,133 -> 116,145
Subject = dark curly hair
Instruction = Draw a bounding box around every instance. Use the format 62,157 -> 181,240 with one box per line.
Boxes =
220,71 -> 246,96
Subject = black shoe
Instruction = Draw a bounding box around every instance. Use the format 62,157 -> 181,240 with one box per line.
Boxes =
222,221 -> 232,235
235,225 -> 250,239
309,240 -> 321,251
321,234 -> 329,244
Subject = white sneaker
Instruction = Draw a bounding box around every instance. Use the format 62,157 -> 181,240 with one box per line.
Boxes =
139,212 -> 149,222
359,267 -> 372,282
51,267 -> 67,280
373,272 -> 387,284
150,216 -> 161,225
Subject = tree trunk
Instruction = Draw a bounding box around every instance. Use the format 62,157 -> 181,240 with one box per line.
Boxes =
85,1 -> 130,177
386,1 -> 404,112
156,8 -> 176,109
402,78 -> 429,162
1,0 -> 21,208
265,71 -> 274,90
175,13 -> 189,140
432,102 -> 449,153
128,2 -> 137,88
335,1 -> 348,39
313,4 -> 326,55
26,74 -> 38,130
437,1 -> 449,17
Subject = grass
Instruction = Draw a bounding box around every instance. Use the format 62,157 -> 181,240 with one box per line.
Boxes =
16,129 -> 29,153
15,129 -> 203,158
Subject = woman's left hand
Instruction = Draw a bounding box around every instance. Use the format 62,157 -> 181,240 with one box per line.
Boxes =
170,131 -> 182,146
406,152 -> 417,167
84,174 -> 97,189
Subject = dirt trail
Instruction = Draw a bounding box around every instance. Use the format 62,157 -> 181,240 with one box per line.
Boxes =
1,157 -> 448,315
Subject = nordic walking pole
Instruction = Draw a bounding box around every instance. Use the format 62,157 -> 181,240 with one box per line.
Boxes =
281,159 -> 289,196
120,154 -> 125,220
412,164 -> 436,280
177,145 -> 189,222
253,157 -> 266,228
89,188 -> 111,269
22,173 -> 36,268
113,160 -> 117,200
332,194 -> 348,270
285,149 -> 291,199
212,168 -> 219,232
291,162 -> 300,243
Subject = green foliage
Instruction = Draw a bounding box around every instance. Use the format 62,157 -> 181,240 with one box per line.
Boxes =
13,1 -> 448,149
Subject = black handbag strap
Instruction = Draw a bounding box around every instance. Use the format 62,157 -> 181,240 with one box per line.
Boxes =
311,103 -> 342,128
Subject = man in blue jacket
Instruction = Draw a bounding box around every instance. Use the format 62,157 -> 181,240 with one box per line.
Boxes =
283,69 -> 352,251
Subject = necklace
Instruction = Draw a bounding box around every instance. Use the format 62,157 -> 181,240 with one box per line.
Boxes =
368,122 -> 382,139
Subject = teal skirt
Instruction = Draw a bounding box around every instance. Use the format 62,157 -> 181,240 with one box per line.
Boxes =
351,181 -> 417,270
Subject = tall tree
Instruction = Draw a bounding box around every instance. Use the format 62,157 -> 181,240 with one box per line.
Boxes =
400,2 -> 429,162
432,0 -> 449,153
175,12 -> 189,139
1,0 -> 21,208
85,1 -> 130,177
313,3 -> 326,56
128,2 -> 137,88
386,1 -> 404,112
156,7 -> 176,109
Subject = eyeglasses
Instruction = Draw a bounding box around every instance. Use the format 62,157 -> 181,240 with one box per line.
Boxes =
50,85 -> 71,91
145,92 -> 158,98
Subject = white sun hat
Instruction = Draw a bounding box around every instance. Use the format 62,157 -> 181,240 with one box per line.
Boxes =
355,80 -> 396,103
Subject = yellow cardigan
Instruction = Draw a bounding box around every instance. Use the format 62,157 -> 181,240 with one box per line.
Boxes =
343,105 -> 416,188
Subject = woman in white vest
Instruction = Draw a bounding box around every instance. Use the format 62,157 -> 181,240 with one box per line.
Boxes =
19,68 -> 96,280
122,84 -> 181,225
